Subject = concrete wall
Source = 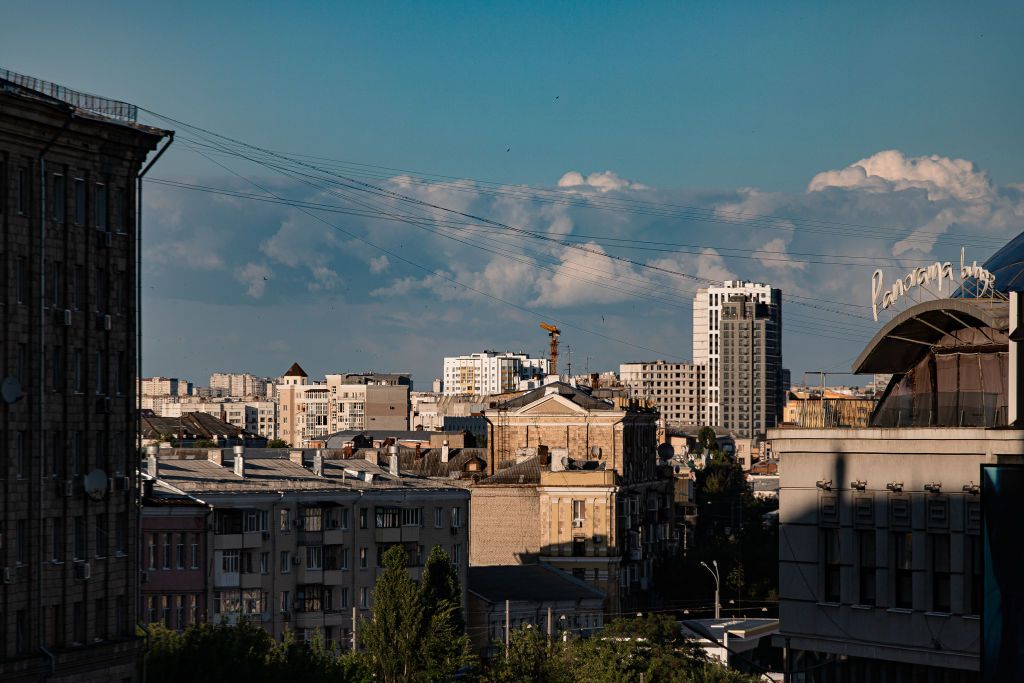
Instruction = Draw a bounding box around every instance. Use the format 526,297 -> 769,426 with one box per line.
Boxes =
470,487 -> 540,565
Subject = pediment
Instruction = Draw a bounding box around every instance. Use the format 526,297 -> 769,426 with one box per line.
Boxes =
513,394 -> 588,416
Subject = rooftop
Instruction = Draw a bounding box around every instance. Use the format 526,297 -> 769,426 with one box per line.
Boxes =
490,381 -> 617,412
1,67 -> 138,122
282,362 -> 308,378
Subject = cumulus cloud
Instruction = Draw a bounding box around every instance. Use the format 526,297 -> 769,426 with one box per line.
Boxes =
753,237 -> 805,271
557,170 -> 649,193
808,150 -> 994,201
369,255 -> 390,274
234,262 -> 271,298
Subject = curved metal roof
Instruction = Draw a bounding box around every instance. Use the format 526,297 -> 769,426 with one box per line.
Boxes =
955,230 -> 1024,296
853,298 -> 1008,374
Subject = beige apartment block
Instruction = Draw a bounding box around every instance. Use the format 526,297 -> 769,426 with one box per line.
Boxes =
0,70 -> 169,681
143,447 -> 470,647
619,360 -> 704,423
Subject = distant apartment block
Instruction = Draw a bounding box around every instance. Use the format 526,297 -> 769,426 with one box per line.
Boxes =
210,371 -> 274,398
141,446 -> 469,648
442,351 -> 548,396
139,376 -> 192,398
277,364 -> 411,446
693,281 -> 782,436
619,360 -> 704,423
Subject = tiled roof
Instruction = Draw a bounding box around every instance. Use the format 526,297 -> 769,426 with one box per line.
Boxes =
140,412 -> 256,440
468,564 -> 605,603
491,382 -> 615,412
282,362 -> 308,377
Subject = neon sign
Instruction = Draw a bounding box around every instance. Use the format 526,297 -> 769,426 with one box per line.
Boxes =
871,248 -> 996,321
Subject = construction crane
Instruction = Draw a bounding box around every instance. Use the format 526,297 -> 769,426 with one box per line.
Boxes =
539,323 -> 560,375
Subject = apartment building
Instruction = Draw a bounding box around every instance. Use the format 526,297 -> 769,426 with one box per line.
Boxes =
0,70 -> 170,681
209,372 -> 274,398
442,351 -> 548,396
771,293 -> 1019,681
619,360 -> 704,423
718,293 -> 783,437
693,281 -> 782,431
139,376 -> 191,398
473,383 -> 675,613
141,446 -> 470,647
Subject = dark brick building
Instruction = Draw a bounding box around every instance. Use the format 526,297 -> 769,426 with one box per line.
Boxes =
0,71 -> 170,681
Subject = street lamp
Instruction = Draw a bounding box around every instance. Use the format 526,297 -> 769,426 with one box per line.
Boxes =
700,560 -> 721,619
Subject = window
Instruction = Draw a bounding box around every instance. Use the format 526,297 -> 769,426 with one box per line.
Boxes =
15,256 -> 25,304
52,174 -> 65,222
16,519 -> 27,565
51,346 -> 63,391
15,431 -> 26,479
74,178 -> 86,225
301,585 -> 322,612
376,507 -> 400,528
95,268 -> 107,313
337,587 -> 349,609
359,587 -> 369,609
434,507 -> 444,528
280,590 -> 291,614
190,534 -> 199,569
73,349 -> 83,393
176,534 -> 185,569
147,534 -> 157,569
280,550 -> 291,573
280,508 -> 291,531
822,528 -> 841,603
95,351 -> 105,395
147,596 -> 158,624
303,506 -> 323,531
175,595 -> 185,630
95,514 -> 108,558
73,601 -> 85,644
73,265 -> 84,309
215,590 -> 240,615
450,506 -> 462,528
401,508 -> 421,527
306,545 -> 323,570
451,544 -> 462,566
858,530 -> 875,606
359,547 -> 368,569
359,508 -> 367,529
16,167 -> 28,215
244,510 -> 268,532
222,550 -> 240,574
95,183 -> 107,229
112,187 -> 125,233
50,262 -> 62,308
893,532 -> 913,609
242,589 -> 264,615
930,534 -> 951,613
325,545 -> 347,571
74,517 -> 86,560
51,518 -> 63,562
572,500 -> 586,528
967,535 -> 982,615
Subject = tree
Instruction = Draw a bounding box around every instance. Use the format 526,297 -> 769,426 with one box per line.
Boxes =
483,624 -> 571,683
419,545 -> 475,679
360,545 -> 426,682
267,438 -> 288,448
696,426 -> 719,457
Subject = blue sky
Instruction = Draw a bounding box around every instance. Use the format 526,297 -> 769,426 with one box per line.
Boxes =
4,2 -> 1023,385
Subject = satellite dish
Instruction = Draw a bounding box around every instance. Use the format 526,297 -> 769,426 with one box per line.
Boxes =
84,469 -> 108,501
1,377 -> 22,404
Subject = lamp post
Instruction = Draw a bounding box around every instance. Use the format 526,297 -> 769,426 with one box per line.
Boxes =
700,560 -> 721,619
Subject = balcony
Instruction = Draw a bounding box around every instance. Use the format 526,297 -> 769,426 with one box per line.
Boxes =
323,569 -> 347,585
324,528 -> 349,545
295,611 -> 324,629
240,572 -> 263,589
296,565 -> 323,584
213,531 -> 264,551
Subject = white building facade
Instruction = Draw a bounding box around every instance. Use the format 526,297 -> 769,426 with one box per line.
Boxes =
442,351 -> 548,396
619,360 -> 704,423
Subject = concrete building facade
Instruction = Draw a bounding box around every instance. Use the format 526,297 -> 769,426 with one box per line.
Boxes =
693,281 -> 781,432
718,293 -> 783,437
209,372 -> 273,398
619,360 -> 704,423
142,447 -> 470,649
0,71 -> 169,681
442,351 -> 548,396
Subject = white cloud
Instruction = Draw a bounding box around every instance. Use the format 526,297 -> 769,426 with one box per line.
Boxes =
369,255 -> 390,274
808,150 -> 994,201
557,170 -> 649,193
753,237 -> 805,271
234,263 -> 271,298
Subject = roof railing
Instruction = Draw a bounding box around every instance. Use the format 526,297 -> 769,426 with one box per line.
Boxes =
0,67 -> 138,122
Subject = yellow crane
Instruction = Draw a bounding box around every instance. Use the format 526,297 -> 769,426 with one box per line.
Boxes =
539,323 -> 560,375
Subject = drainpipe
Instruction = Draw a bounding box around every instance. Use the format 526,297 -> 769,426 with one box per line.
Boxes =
38,108 -> 73,679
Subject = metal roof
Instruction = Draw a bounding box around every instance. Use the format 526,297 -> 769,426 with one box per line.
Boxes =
468,564 -> 605,603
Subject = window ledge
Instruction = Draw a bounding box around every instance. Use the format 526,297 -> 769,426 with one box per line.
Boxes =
886,608 -> 913,615
925,611 -> 952,618
815,601 -> 841,608
850,604 -> 874,610
963,614 -> 980,620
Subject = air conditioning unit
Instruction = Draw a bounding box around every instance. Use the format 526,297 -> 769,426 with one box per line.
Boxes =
108,475 -> 131,492
2,567 -> 13,584
572,519 -> 584,529
63,309 -> 72,326
103,315 -> 112,331
63,480 -> 76,497
74,562 -> 91,580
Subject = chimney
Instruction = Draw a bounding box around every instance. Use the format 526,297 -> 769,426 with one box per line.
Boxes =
313,449 -> 324,477
441,440 -> 450,464
145,445 -> 159,478
388,444 -> 400,477
233,445 -> 246,478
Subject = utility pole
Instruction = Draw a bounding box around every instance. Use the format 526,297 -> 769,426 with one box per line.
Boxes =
351,606 -> 358,652
547,606 -> 553,650
505,599 -> 511,658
